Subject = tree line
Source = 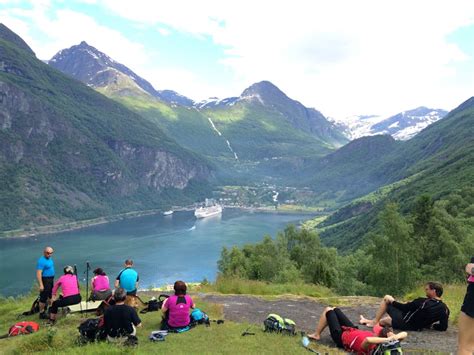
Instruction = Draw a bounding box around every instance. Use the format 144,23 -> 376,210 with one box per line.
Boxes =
218,187 -> 474,296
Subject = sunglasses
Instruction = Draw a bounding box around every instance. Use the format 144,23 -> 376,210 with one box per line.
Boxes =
45,251 -> 54,255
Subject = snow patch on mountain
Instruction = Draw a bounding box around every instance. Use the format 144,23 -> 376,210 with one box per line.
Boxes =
330,107 -> 447,141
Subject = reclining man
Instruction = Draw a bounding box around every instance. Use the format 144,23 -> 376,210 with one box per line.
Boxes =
360,282 -> 450,331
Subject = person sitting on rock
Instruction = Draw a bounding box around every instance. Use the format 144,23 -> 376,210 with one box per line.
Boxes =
308,306 -> 407,354
90,267 -> 112,301
161,280 -> 195,331
359,282 -> 450,331
103,287 -> 142,342
48,265 -> 81,324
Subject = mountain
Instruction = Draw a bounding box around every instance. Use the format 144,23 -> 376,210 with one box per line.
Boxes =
371,107 -> 448,140
331,107 -> 447,141
50,43 -> 348,183
0,25 -> 212,232
48,41 -> 194,106
0,24 -> 35,56
315,97 -> 474,249
118,81 -> 348,183
200,81 -> 348,147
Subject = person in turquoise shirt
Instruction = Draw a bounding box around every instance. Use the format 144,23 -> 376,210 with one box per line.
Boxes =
115,259 -> 139,296
36,246 -> 55,318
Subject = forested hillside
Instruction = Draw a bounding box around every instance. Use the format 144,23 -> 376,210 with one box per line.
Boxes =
0,25 -> 211,232
317,96 -> 474,249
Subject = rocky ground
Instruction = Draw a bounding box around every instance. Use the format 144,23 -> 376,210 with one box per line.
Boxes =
140,291 -> 457,353
193,293 -> 458,353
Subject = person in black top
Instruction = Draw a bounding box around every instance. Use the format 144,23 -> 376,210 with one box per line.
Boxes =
359,282 -> 449,331
457,259 -> 474,355
104,287 -> 142,342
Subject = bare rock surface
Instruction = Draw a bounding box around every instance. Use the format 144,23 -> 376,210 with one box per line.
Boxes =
188,293 -> 457,353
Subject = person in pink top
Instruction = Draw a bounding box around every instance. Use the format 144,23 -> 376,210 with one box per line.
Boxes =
90,267 -> 112,301
161,280 -> 195,330
48,265 -> 81,324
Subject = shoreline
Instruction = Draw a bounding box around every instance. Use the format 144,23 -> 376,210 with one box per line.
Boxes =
0,209 -> 165,239
0,204 -> 323,240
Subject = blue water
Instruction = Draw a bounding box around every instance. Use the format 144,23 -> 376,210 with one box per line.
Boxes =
0,209 -> 310,297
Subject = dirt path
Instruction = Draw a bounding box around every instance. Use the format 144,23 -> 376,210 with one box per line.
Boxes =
195,293 -> 458,354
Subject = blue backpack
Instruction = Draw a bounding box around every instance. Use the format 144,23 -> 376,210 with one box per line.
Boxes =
190,308 -> 210,326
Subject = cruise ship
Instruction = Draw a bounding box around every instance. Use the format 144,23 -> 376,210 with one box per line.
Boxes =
194,199 -> 223,219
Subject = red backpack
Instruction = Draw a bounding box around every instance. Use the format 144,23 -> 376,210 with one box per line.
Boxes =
8,321 -> 40,336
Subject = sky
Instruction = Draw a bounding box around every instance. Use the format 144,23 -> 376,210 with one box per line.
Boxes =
1,0 -> 473,119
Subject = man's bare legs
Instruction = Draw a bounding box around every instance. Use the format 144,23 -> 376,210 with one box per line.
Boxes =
360,295 -> 394,327
308,306 -> 334,340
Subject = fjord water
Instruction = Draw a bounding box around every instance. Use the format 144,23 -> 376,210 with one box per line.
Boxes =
0,209 -> 309,297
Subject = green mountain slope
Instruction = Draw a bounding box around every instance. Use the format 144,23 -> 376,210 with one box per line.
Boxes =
49,43 -> 348,183
115,83 -> 346,182
0,25 -> 212,232
301,135 -> 401,203
315,97 -> 474,250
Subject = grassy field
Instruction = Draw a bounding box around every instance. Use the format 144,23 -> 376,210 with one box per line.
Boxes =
0,291 -> 336,354
198,276 -> 334,299
0,281 -> 466,354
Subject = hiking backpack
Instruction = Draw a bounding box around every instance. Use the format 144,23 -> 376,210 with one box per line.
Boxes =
8,321 -> 40,337
190,308 -> 210,326
371,340 -> 403,355
78,317 -> 105,342
20,297 -> 40,317
263,314 -> 296,335
140,294 -> 169,314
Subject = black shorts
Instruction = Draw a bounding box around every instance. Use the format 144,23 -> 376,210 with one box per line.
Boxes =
91,289 -> 112,301
39,277 -> 54,303
325,308 -> 357,348
387,304 -> 408,330
461,283 -> 474,318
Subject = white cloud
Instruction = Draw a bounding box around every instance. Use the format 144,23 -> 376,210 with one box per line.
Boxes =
2,0 -> 474,118
101,0 -> 474,118
157,28 -> 171,36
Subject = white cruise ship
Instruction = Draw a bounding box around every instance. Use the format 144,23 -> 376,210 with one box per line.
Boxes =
194,199 -> 223,219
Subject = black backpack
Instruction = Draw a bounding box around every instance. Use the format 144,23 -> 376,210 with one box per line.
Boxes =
78,318 -> 105,342
20,297 -> 40,317
140,294 -> 169,314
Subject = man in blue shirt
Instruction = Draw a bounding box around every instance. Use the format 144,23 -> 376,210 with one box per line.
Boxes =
36,246 -> 55,318
115,259 -> 139,296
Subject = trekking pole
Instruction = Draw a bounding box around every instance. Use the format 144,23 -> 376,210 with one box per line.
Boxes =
74,265 -> 83,313
85,261 -> 90,312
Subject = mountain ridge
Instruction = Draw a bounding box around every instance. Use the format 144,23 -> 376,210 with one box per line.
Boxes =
331,106 -> 448,141
49,41 -> 195,106
49,43 -> 348,183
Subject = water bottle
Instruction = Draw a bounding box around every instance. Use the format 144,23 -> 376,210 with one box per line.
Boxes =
302,336 -> 310,347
